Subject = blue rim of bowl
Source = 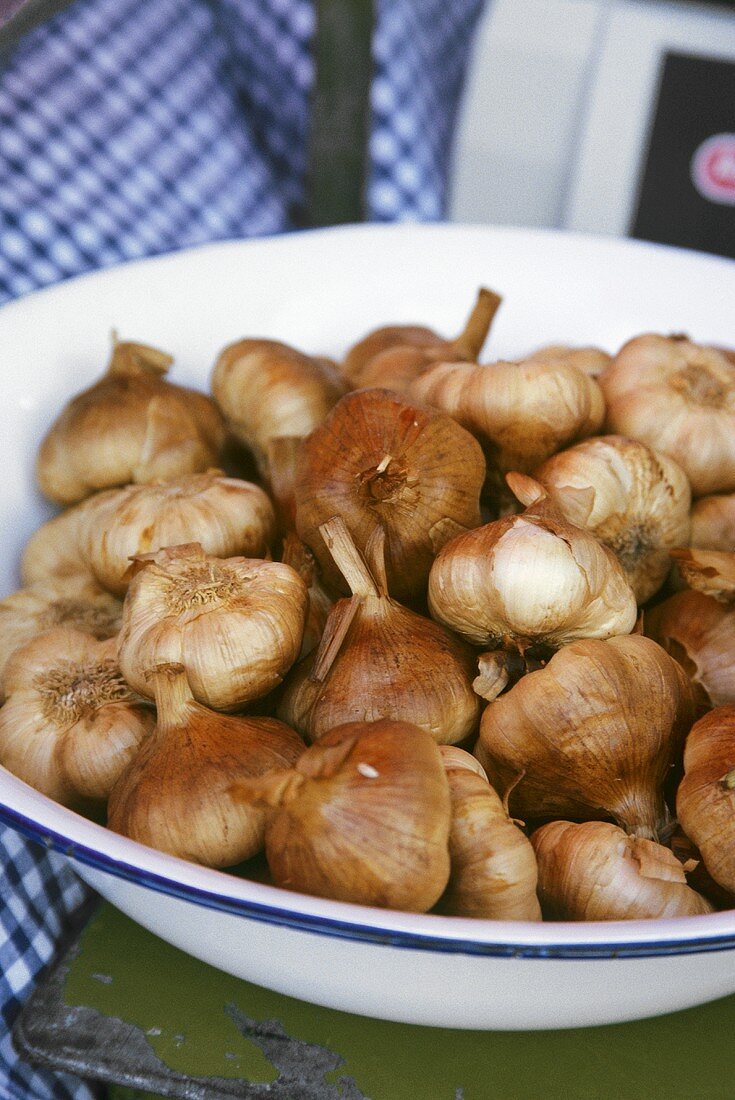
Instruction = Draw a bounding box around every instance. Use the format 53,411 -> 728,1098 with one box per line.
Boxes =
3,801 -> 735,960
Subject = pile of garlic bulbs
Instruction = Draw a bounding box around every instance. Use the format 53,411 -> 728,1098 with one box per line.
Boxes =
2,298 -> 735,924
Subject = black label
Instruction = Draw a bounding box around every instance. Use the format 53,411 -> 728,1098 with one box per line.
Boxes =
632,52 -> 735,259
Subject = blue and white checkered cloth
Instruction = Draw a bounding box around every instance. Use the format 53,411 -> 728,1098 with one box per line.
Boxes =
0,0 -> 484,1094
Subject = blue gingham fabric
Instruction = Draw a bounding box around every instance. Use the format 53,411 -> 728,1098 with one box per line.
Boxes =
0,0 -> 485,1095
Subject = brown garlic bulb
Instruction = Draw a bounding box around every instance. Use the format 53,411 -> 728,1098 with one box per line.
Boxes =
21,503 -> 96,589
531,821 -> 713,921
211,338 -> 345,480
0,628 -> 153,807
645,590 -> 735,708
231,719 -> 451,911
475,635 -> 695,840
344,288 -> 502,393
37,338 -> 226,504
534,436 -> 691,603
118,543 -> 307,712
428,474 -> 637,650
691,493 -> 735,551
670,549 -> 735,604
281,533 -> 333,658
411,352 -> 604,489
295,389 -> 485,603
72,470 -> 274,596
677,706 -> 735,896
0,582 -> 122,702
438,747 -> 541,920
600,334 -> 735,496
524,344 -> 612,377
107,664 -> 304,866
278,518 -> 481,745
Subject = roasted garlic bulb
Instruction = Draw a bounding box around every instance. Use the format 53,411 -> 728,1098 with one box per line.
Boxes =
691,493 -> 735,551
677,706 -> 735,897
118,543 -> 308,711
0,628 -> 153,807
645,589 -> 735,708
37,338 -> 226,504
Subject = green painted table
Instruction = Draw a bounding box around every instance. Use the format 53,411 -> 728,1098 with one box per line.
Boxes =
13,903 -> 735,1099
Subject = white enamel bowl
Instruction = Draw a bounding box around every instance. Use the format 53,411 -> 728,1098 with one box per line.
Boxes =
1,224 -> 734,1030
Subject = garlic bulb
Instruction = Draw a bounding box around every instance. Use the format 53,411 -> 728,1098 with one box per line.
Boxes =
118,543 -> 307,711
438,746 -> 541,920
691,493 -> 735,550
231,719 -> 451,911
37,338 -> 226,504
428,474 -> 637,649
278,518 -> 481,744
345,288 -> 501,393
0,628 -> 153,807
534,435 -> 691,603
475,634 -> 695,839
0,582 -> 122,702
600,334 -> 735,496
411,353 -> 604,489
107,663 -> 304,866
670,549 -> 735,604
77,470 -> 274,596
211,338 -> 345,480
21,503 -> 95,588
645,590 -> 735,708
524,344 -> 612,377
295,389 -> 485,603
531,821 -> 713,920
677,706 -> 735,896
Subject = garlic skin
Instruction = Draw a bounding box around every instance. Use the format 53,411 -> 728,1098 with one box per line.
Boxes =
428,474 -> 637,649
211,338 -> 345,478
345,288 -> 501,394
118,543 -> 307,711
600,334 -> 735,496
677,706 -> 735,896
475,635 -> 695,839
645,590 -> 735,708
411,354 -> 604,484
691,493 -> 735,550
108,664 -> 304,867
280,533 -> 333,658
278,519 -> 481,745
670,549 -> 735,604
37,339 -> 226,504
295,389 -> 485,604
534,436 -> 691,603
0,628 -> 153,807
531,821 -> 714,921
524,344 -> 612,377
0,582 -> 122,702
21,503 -> 96,589
75,471 -> 275,596
438,746 -> 541,920
231,719 -> 452,912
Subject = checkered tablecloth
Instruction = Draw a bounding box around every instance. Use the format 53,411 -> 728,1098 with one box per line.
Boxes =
0,1 -> 485,1095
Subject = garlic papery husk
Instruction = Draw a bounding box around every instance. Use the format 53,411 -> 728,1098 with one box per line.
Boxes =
411,354 -> 604,493
37,338 -> 226,505
295,389 -> 485,604
0,582 -> 122,702
534,435 -> 691,603
669,549 -> 735,604
437,746 -> 541,920
346,288 -> 502,393
645,590 -> 735,708
230,719 -> 452,911
21,502 -> 97,589
280,532 -> 333,658
118,543 -> 307,711
600,334 -> 735,496
277,518 -> 481,745
524,344 -> 612,377
107,663 -> 304,866
677,706 -> 735,896
531,821 -> 714,921
691,493 -> 735,550
0,628 -> 153,807
428,473 -> 637,649
75,470 -> 274,596
475,635 -> 695,840
210,338 -> 346,479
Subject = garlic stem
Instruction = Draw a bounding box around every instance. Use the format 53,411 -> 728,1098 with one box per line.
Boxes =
318,517 -> 380,599
451,288 -> 502,362
148,663 -> 194,727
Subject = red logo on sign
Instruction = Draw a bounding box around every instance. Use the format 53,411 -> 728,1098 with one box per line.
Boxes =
691,133 -> 735,205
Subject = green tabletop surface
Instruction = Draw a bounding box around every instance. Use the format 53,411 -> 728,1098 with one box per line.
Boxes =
14,902 -> 735,1099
